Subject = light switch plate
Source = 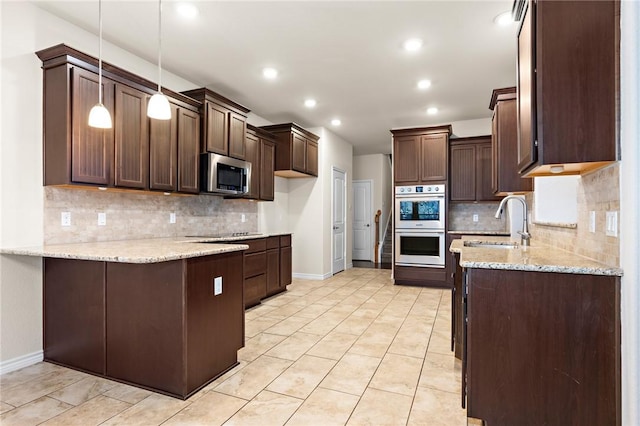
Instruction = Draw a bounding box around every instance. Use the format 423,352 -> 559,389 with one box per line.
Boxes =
61,212 -> 71,227
241,214 -> 246,223
472,214 -> 479,223
214,276 -> 222,296
169,212 -> 176,224
589,211 -> 596,233
606,211 -> 618,237
98,212 -> 106,226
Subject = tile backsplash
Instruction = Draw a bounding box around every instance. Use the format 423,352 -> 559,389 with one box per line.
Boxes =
448,202 -> 508,232
529,163 -> 620,267
44,187 -> 258,244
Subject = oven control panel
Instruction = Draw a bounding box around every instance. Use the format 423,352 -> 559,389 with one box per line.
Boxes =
395,185 -> 445,195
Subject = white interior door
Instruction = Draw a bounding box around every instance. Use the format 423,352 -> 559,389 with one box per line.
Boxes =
332,168 -> 346,274
353,180 -> 372,261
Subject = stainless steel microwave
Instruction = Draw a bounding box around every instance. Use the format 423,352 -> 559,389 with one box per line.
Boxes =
200,153 -> 251,196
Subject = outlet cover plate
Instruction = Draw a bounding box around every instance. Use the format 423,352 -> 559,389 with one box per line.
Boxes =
98,212 -> 106,226
589,211 -> 596,233
214,277 -> 222,295
61,212 -> 71,227
606,211 -> 618,237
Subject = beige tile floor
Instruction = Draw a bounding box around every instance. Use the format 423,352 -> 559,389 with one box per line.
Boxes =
0,268 -> 477,426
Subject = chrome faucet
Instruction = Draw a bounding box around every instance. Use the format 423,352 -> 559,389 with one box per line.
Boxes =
495,195 -> 531,247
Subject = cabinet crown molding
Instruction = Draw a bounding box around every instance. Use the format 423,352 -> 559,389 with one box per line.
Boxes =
390,124 -> 452,137
181,87 -> 250,116
489,87 -> 516,110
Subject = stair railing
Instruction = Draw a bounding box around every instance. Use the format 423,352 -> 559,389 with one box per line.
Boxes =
374,209 -> 382,265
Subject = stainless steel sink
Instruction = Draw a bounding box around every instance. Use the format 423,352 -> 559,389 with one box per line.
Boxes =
463,241 -> 519,249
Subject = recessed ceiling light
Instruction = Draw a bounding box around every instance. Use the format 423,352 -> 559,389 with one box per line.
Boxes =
262,67 -> 278,80
417,79 -> 432,90
494,11 -> 513,26
331,119 -> 341,126
304,99 -> 317,108
426,107 -> 438,115
403,38 -> 423,52
176,3 -> 198,19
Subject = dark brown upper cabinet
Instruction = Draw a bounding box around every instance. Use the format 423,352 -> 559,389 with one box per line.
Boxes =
150,103 -> 200,193
450,136 -> 501,202
489,87 -> 533,195
181,88 -> 250,160
391,125 -> 452,185
114,84 -> 149,189
244,125 -> 276,201
36,44 -> 201,194
514,0 -> 618,177
259,123 -> 320,178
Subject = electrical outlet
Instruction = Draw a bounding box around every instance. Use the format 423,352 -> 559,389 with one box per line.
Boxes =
606,211 -> 618,237
98,212 -> 106,226
214,276 -> 222,296
169,212 -> 176,224
61,212 -> 71,227
589,211 -> 596,233
241,214 -> 246,223
472,214 -> 479,223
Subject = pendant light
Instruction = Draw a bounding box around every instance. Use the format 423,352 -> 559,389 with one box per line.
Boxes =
88,0 -> 113,128
147,0 -> 172,120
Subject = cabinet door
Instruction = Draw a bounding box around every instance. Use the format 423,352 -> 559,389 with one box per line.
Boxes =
114,84 -> 149,189
149,104 -> 178,192
495,98 -> 533,194
178,108 -> 200,194
244,132 -> 260,199
450,144 -> 476,201
476,143 -> 501,201
260,140 -> 275,201
205,102 -> 228,155
306,141 -> 318,176
266,248 -> 280,295
71,67 -> 114,185
491,113 -> 499,195
228,112 -> 246,160
420,133 -> 448,182
292,133 -> 307,173
280,245 -> 292,287
516,0 -> 537,173
393,135 -> 419,183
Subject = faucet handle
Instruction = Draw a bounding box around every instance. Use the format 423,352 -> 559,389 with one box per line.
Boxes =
518,231 -> 531,246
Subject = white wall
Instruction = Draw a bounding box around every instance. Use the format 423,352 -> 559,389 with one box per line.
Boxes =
620,1 -> 640,423
0,1 -> 201,369
258,177 -> 289,233
353,154 -> 393,257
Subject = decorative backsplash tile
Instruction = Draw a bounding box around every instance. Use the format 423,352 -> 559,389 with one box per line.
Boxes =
528,163 -> 620,267
44,187 -> 258,244
448,202 -> 508,232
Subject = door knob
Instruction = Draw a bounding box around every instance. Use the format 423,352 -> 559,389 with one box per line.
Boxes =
366,224 -> 370,227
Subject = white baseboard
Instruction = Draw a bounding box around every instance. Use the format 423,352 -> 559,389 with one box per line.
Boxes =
347,262 -> 353,269
0,350 -> 44,375
293,272 -> 333,281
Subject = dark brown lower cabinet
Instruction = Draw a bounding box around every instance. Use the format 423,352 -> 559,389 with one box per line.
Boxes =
393,265 -> 449,288
280,235 -> 292,288
266,236 -> 280,296
464,268 -> 620,425
243,235 -> 292,307
44,251 -> 244,399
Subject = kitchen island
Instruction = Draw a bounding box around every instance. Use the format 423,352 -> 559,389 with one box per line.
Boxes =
450,236 -> 622,425
2,237 -> 251,399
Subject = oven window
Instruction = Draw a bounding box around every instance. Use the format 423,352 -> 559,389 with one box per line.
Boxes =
400,235 -> 441,257
418,201 -> 440,220
399,200 -> 440,221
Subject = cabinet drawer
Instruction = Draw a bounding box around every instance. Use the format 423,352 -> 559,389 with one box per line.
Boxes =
244,252 -> 266,278
243,238 -> 267,254
279,235 -> 291,248
244,274 -> 266,308
266,236 -> 280,250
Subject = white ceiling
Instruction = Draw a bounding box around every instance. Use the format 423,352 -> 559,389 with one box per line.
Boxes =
34,0 -> 517,155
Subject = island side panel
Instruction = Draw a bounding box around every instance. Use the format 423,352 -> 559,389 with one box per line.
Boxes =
44,258 -> 106,375
106,260 -> 186,397
466,268 -> 620,426
186,251 -> 244,394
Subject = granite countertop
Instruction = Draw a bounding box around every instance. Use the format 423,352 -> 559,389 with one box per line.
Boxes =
447,230 -> 510,236
449,236 -> 623,276
0,237 -> 251,264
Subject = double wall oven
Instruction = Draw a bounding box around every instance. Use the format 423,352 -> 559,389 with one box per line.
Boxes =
395,185 -> 446,268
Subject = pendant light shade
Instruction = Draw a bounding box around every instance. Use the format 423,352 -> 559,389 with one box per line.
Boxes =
147,0 -> 171,120
89,0 -> 113,129
88,103 -> 113,128
147,93 -> 172,119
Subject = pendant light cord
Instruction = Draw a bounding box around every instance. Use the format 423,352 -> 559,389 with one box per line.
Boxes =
98,0 -> 103,104
157,0 -> 162,93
